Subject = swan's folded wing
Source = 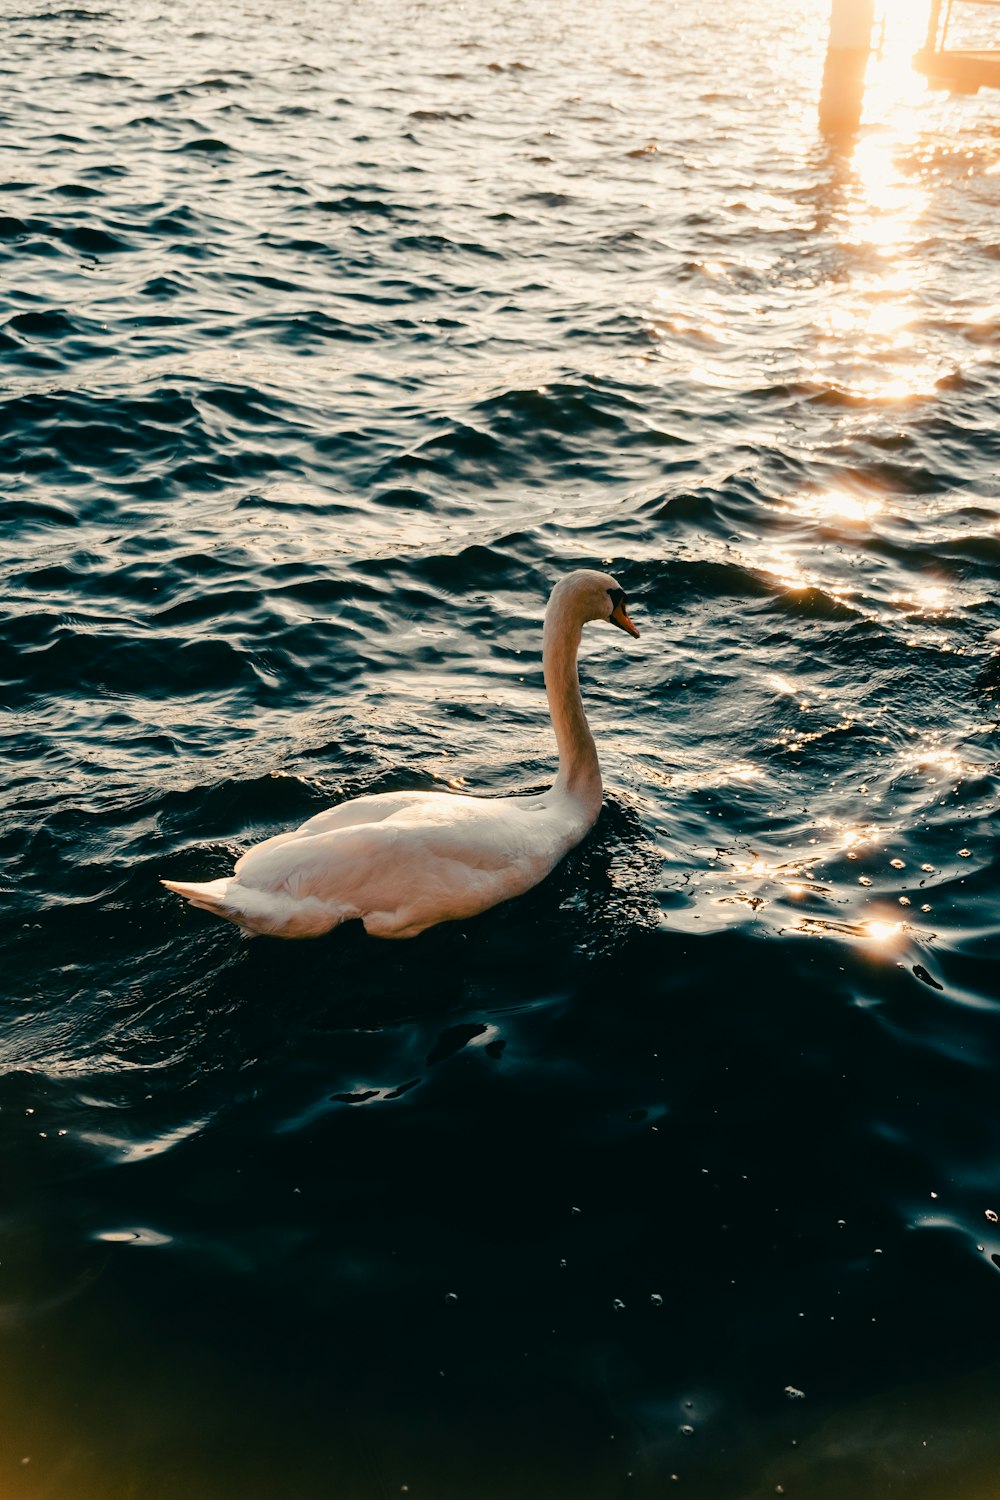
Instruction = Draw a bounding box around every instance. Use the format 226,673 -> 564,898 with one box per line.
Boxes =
293,790 -> 451,837
238,796 -> 549,900
233,790 -> 455,876
230,792 -> 584,937
235,821 -> 399,902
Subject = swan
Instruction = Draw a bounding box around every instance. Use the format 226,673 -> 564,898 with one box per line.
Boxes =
161,569 -> 639,939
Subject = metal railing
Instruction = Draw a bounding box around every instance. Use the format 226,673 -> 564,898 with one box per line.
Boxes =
918,0 -> 1000,91
926,0 -> 1000,54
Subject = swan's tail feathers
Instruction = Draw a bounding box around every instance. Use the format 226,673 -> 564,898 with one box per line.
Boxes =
160,876 -> 339,938
160,877 -> 257,934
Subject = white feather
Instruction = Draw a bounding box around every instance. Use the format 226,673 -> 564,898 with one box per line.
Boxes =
161,570 -> 639,939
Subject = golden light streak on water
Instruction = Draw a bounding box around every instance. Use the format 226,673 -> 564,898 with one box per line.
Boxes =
890,582 -> 952,614
794,3 -> 961,406
660,759 -> 766,789
897,736 -> 972,780
864,917 -> 905,944
788,489 -> 885,524
837,822 -> 886,852
869,0 -> 934,117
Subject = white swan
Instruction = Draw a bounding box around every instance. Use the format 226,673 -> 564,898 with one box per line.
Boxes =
161,569 -> 639,939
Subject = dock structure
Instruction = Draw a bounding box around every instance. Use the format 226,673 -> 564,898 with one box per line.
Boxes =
915,0 -> 1000,92
819,0 -> 875,135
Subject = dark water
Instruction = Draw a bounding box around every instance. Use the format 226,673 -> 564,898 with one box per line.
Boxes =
3,0 -> 1000,1493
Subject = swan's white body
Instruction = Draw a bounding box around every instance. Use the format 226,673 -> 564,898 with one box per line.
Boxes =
162,570 -> 639,939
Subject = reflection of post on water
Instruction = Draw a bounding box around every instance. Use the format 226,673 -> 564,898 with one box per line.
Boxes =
819,0 -> 876,136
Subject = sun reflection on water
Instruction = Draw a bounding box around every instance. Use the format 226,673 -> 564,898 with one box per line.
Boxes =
868,1 -> 934,117
864,917 -> 905,945
804,0 -> 958,405
897,736 -> 974,781
890,581 -> 952,615
788,489 -> 885,524
639,2 -> 971,413
846,134 -> 929,254
837,821 -> 886,853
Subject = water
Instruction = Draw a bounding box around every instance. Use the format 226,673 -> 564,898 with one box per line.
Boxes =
3,0 -> 1000,1492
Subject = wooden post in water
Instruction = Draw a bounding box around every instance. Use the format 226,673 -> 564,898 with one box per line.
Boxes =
819,0 -> 875,135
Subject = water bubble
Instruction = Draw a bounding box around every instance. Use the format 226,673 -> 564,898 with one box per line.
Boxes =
921,864 -> 935,872
444,1291 -> 458,1303
784,1384 -> 805,1400
859,876 -> 872,887
986,1210 -> 998,1224
612,1298 -> 626,1311
651,1293 -> 663,1307
96,1227 -> 171,1247
958,849 -> 971,858
680,1424 -> 694,1437
890,859 -> 905,870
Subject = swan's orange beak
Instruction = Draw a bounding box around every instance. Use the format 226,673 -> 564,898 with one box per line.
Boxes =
610,597 -> 640,638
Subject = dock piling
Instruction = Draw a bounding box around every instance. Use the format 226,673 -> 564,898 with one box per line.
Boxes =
819,0 -> 875,135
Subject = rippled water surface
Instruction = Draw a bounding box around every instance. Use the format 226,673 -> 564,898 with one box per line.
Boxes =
3,0 -> 1000,1493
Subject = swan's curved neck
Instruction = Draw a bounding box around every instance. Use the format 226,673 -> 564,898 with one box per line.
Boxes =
543,592 -> 602,810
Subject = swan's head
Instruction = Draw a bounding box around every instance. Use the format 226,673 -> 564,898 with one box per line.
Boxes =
551,569 -> 640,638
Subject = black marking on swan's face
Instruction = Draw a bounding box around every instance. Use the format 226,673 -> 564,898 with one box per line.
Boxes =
607,586 -> 640,638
